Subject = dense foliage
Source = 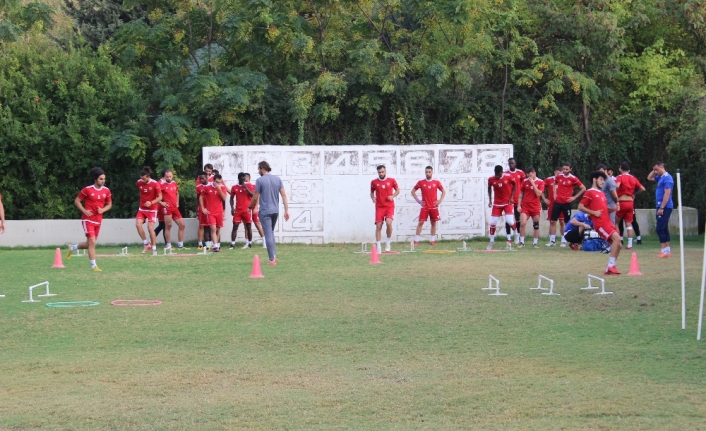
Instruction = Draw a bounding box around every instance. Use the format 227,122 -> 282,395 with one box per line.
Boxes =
1,0 -> 704,224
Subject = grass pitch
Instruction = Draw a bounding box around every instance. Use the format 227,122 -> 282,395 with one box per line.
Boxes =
1,237 -> 706,430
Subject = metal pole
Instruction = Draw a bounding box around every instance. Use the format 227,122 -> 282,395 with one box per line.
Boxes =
697,217 -> 706,340
677,170 -> 686,330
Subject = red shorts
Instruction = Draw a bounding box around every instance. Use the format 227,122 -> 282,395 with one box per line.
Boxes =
546,203 -> 565,221
419,207 -> 440,222
82,220 -> 101,239
491,204 -> 514,218
204,212 -> 224,228
252,210 -> 260,223
136,209 -> 158,223
162,206 -> 182,220
233,208 -> 253,224
594,222 -> 618,242
616,200 -> 634,223
375,206 -> 395,223
521,206 -> 541,218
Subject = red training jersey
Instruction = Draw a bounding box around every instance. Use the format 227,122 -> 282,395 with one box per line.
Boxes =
231,183 -> 254,211
194,175 -> 215,187
545,176 -> 556,203
77,185 -> 112,224
505,169 -> 526,200
616,174 -> 643,198
159,179 -> 179,207
196,182 -> 211,211
136,179 -> 161,209
201,183 -> 227,214
413,179 -> 444,208
580,188 -> 611,225
371,177 -> 399,207
488,174 -> 515,206
554,174 -> 583,204
520,178 -> 545,209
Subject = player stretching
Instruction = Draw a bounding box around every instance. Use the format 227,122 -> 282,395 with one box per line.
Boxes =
578,171 -> 622,274
230,172 -> 255,249
505,157 -> 525,243
199,173 -> 228,252
371,165 -> 399,253
547,162 -> 585,246
67,167 -> 112,271
517,167 -> 546,248
159,169 -> 186,250
411,166 -> 446,246
136,167 -> 162,256
487,165 -> 516,250
615,163 -> 645,250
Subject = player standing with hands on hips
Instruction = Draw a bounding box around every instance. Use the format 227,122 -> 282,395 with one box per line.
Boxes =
67,167 -> 112,271
371,165 -> 400,254
249,161 -> 289,265
647,161 -> 674,258
411,166 -> 446,246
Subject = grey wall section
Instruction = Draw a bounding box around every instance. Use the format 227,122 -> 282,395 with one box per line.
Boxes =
0,218 -> 200,247
0,208 -> 698,247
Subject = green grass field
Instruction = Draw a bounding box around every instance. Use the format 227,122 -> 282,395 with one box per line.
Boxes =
1,237 -> 706,430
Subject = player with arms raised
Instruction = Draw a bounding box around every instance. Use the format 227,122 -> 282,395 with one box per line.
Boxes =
135,166 -> 162,256
578,171 -> 623,274
411,166 -> 446,246
615,162 -> 645,250
200,173 -> 228,252
548,162 -> 585,246
230,172 -> 255,249
158,168 -> 186,250
517,167 -> 547,248
487,165 -> 516,250
67,167 -> 112,271
370,165 -> 400,253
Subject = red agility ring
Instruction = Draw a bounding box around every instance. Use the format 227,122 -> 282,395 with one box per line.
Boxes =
111,299 -> 162,306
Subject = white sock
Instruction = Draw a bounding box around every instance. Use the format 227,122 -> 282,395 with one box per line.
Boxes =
430,235 -> 436,242
166,243 -> 171,248
628,238 -> 633,247
506,234 -> 512,241
561,236 -> 567,244
143,240 -> 149,245
608,257 -> 616,267
152,246 -> 156,251
198,241 -> 203,246
386,238 -> 391,246
231,241 -> 235,245
415,235 -> 420,242
376,241 -> 381,250
178,242 -> 183,247
666,247 -> 671,254
70,244 -> 78,251
533,238 -> 538,245
550,235 -> 556,242
90,259 -> 96,268
637,236 -> 642,240
489,234 -> 495,242
520,236 -> 525,243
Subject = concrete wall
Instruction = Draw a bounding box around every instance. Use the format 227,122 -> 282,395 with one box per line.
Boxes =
0,207 -> 698,248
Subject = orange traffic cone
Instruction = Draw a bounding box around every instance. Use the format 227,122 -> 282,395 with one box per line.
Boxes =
370,244 -> 381,265
52,247 -> 65,268
627,252 -> 642,276
249,254 -> 265,278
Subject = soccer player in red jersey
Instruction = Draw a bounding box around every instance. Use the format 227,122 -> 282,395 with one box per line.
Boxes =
229,172 -> 255,249
548,162 -> 586,246
242,172 -> 266,249
411,166 -> 446,246
135,166 -> 162,256
158,168 -> 186,250
67,167 -> 112,271
504,157 -> 525,242
487,165 -> 517,250
517,167 -> 547,248
544,166 -> 566,244
615,162 -> 645,250
196,164 -> 215,250
578,170 -> 622,274
199,173 -> 228,252
0,192 -> 5,234
370,165 -> 400,253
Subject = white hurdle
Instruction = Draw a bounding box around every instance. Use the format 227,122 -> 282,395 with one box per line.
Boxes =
353,243 -> 369,254
456,241 -> 473,252
401,241 -> 416,253
116,247 -> 129,257
22,281 -> 56,303
582,274 -> 613,295
532,275 -> 559,296
483,275 -> 507,296
163,247 -> 176,256
73,248 -> 87,257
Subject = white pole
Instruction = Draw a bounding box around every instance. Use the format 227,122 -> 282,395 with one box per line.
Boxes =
677,170 -> 686,330
697,221 -> 706,340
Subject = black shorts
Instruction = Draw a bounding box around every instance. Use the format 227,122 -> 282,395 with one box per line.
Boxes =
551,202 -> 572,222
564,228 -> 583,244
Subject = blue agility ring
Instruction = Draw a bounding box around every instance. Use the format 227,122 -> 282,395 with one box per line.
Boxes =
46,301 -> 100,308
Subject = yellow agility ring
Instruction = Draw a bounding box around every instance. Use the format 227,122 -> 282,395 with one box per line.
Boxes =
422,249 -> 457,254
